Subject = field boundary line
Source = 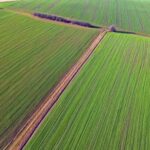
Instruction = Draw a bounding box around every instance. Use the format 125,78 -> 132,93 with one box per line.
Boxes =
3,8 -> 102,30
2,9 -> 150,38
33,13 -> 100,29
5,30 -> 107,150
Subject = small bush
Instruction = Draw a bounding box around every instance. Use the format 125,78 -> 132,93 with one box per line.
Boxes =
109,25 -> 117,32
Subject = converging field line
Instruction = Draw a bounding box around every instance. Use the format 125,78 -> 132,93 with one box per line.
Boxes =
6,30 -> 107,150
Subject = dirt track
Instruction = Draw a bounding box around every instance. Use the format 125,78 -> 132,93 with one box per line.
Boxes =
6,30 -> 107,150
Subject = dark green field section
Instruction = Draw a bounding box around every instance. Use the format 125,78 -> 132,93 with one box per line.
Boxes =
7,0 -> 150,34
0,10 -> 98,148
25,33 -> 150,150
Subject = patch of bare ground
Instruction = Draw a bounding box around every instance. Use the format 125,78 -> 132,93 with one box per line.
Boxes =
5,30 -> 107,150
0,0 -> 17,2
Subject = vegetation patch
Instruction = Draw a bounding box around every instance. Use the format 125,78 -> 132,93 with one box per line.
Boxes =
0,10 -> 98,149
25,33 -> 150,150
7,0 -> 150,34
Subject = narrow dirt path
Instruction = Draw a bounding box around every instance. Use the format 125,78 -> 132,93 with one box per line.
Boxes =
5,30 -> 107,150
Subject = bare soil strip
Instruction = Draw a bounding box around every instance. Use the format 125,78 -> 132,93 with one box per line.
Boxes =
5,30 -> 107,150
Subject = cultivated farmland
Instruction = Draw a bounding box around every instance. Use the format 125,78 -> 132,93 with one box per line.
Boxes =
0,10 -> 98,149
25,33 -> 150,150
8,0 -> 150,34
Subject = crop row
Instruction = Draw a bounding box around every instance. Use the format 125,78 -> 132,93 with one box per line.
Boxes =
7,0 -> 150,34
0,10 -> 98,149
25,33 -> 150,150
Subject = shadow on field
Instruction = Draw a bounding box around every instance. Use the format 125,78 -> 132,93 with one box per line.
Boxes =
116,30 -> 136,35
108,25 -> 136,35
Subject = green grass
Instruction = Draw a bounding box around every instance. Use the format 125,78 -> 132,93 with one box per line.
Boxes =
25,33 -> 150,150
0,10 -> 98,148
6,0 -> 150,34
0,1 -> 15,8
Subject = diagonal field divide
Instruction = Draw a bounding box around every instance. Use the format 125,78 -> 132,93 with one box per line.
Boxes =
5,29 -> 107,150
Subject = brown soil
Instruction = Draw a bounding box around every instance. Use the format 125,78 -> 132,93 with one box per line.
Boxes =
5,30 -> 107,150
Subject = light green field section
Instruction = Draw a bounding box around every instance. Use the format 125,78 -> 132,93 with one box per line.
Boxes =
25,33 -> 150,150
6,0 -> 150,34
0,1 -> 15,7
0,10 -> 98,149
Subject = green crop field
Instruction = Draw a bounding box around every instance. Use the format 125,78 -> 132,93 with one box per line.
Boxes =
6,0 -> 150,34
25,33 -> 150,150
0,2 -> 13,8
0,10 -> 98,148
